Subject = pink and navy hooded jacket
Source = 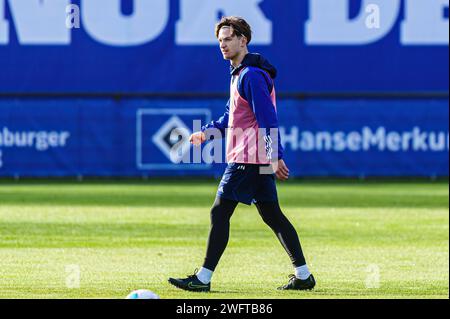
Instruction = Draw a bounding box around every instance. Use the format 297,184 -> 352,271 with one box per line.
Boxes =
202,53 -> 284,164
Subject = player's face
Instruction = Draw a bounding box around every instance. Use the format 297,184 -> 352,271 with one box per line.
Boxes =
218,27 -> 245,61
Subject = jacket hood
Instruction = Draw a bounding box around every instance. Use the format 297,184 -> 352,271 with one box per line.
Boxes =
230,53 -> 277,79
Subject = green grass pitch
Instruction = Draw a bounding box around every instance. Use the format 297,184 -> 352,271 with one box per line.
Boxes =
0,179 -> 448,299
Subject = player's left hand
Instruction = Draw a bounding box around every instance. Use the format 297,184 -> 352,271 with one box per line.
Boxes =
274,159 -> 289,181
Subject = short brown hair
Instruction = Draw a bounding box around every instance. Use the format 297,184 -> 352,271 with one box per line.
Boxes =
215,16 -> 252,45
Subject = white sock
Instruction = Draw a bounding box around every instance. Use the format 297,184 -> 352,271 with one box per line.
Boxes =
196,267 -> 213,284
295,265 -> 311,280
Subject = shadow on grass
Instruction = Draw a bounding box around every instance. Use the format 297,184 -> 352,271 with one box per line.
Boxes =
0,189 -> 447,208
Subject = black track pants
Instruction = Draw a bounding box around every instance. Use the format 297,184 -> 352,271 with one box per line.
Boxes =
202,197 -> 306,271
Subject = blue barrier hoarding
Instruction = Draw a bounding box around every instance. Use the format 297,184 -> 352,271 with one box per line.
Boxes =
0,0 -> 448,94
0,98 -> 448,177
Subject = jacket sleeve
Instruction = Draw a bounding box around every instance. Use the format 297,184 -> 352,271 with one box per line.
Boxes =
239,69 -> 284,161
201,99 -> 229,139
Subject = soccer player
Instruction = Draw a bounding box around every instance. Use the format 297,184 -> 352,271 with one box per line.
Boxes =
168,16 -> 315,292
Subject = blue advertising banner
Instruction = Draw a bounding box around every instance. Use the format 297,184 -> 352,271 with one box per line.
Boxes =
0,98 -> 448,177
279,99 -> 449,177
0,0 -> 448,94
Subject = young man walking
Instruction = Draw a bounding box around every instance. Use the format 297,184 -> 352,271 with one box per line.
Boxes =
168,16 -> 315,292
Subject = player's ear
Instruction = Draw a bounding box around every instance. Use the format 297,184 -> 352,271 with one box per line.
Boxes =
241,35 -> 248,47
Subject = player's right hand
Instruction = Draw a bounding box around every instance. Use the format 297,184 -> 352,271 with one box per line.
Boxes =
189,131 -> 206,146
